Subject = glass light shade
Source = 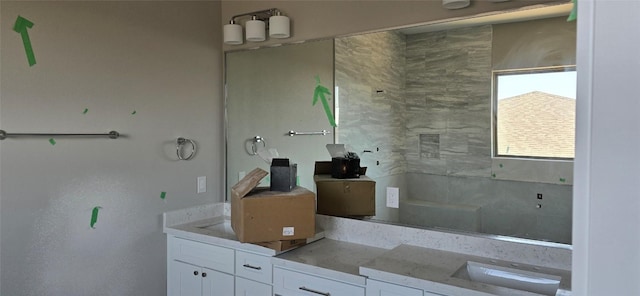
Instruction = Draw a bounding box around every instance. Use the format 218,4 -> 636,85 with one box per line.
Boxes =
269,15 -> 290,39
224,23 -> 243,45
442,0 -> 470,9
246,19 -> 266,42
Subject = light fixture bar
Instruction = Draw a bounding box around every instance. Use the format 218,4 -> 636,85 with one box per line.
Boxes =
230,8 -> 279,23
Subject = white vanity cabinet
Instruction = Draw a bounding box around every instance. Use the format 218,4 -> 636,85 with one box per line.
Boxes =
273,266 -> 365,296
170,260 -> 234,296
234,250 -> 273,296
366,279 -> 424,296
366,279 -> 446,296
168,236 -> 276,296
235,276 -> 271,296
168,236 -> 235,296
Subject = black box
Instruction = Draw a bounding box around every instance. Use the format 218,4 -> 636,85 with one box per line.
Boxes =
270,158 -> 297,192
331,157 -> 361,179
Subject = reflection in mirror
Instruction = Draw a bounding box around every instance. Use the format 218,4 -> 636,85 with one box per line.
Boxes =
335,5 -> 575,244
226,40 -> 334,199
226,3 -> 576,246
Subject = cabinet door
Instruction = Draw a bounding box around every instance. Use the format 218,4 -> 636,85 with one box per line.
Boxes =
235,251 -> 273,285
202,267 -> 234,296
169,260 -> 202,296
274,267 -> 365,296
366,279 -> 423,296
235,276 -> 272,296
169,236 -> 235,274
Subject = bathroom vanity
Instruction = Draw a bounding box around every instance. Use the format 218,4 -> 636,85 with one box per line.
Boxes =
164,203 -> 571,296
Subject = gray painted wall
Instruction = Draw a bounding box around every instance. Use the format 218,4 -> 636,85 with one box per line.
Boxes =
335,21 -> 572,244
0,2 -> 222,295
572,1 -> 640,294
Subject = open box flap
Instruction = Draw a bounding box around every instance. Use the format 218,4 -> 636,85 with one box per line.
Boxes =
231,168 -> 268,199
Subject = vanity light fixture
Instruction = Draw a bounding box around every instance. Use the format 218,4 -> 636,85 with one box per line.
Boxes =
246,16 -> 266,42
223,8 -> 290,45
442,0 -> 471,9
224,20 -> 243,45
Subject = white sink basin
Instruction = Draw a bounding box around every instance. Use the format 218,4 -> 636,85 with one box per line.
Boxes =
465,261 -> 561,295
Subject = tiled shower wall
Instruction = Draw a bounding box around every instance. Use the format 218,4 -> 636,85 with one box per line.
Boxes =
335,24 -> 572,244
335,31 -> 407,222
405,25 -> 493,177
335,30 -> 407,178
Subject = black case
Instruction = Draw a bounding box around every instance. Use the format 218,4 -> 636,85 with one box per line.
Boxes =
331,157 -> 360,179
270,158 -> 297,192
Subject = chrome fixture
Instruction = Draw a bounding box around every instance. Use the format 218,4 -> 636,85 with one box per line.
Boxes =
224,8 -> 290,45
287,130 -> 331,136
0,130 -> 120,140
177,137 -> 197,160
443,0 -> 471,9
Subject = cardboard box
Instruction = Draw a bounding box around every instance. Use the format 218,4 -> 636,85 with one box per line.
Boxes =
231,168 -> 316,243
314,161 -> 376,217
253,239 -> 307,252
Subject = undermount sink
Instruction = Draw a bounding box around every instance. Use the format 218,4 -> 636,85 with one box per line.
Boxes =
460,261 -> 561,296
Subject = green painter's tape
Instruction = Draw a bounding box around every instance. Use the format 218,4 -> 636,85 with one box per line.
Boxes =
313,77 -> 336,127
160,192 -> 167,200
90,206 -> 102,229
559,178 -> 566,183
13,16 -> 36,66
131,110 -> 137,115
567,0 -> 577,22
49,138 -> 56,146
83,108 -> 89,114
296,176 -> 300,186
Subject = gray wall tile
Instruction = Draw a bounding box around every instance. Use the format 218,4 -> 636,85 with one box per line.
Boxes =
335,24 -> 572,244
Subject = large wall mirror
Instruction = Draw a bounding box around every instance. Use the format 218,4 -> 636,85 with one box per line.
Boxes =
226,3 -> 576,245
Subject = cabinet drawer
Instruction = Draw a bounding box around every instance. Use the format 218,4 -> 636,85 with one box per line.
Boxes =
235,276 -> 272,296
273,267 -> 365,296
366,279 -> 423,296
169,236 -> 235,274
235,251 -> 273,284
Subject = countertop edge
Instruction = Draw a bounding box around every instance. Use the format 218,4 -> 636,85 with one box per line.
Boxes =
164,219 -> 279,256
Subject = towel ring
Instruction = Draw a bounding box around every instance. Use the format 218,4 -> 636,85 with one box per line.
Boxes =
177,137 -> 197,160
246,136 -> 267,156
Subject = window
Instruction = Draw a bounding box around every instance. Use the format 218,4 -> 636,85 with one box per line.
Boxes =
493,67 -> 577,159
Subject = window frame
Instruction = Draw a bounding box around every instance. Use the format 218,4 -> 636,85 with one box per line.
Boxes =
492,65 -> 577,161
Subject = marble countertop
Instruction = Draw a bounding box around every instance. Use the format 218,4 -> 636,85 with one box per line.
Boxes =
163,203 -> 324,256
360,244 -> 571,296
164,203 -> 571,295
165,216 -> 283,256
272,238 -> 388,286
